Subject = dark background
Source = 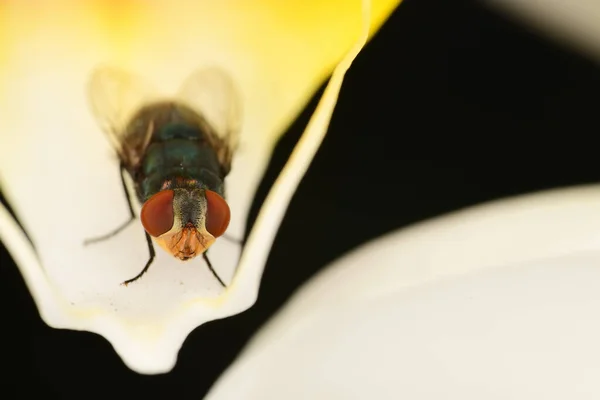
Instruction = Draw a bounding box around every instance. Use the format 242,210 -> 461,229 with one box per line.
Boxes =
2,0 -> 600,397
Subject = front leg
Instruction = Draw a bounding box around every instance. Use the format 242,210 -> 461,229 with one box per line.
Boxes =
121,231 -> 156,286
203,251 -> 226,288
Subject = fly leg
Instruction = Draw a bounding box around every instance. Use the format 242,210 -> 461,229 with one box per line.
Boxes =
83,162 -> 136,245
221,233 -> 243,245
203,252 -> 227,288
121,231 -> 156,286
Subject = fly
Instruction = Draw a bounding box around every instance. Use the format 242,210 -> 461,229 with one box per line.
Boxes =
84,66 -> 242,287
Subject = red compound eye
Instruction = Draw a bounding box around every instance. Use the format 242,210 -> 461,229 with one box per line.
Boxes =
141,190 -> 175,237
204,190 -> 230,238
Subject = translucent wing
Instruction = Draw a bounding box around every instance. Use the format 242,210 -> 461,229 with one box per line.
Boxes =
87,66 -> 161,168
176,67 -> 242,174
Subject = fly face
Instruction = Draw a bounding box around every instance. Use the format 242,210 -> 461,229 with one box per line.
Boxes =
85,66 -> 242,286
140,188 -> 231,261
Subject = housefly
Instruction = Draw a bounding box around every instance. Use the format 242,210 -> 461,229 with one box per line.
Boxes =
84,66 -> 241,286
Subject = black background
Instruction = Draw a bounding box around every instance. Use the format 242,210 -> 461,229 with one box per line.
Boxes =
2,0 -> 600,397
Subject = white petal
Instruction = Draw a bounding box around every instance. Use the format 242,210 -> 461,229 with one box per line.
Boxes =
0,0 -> 392,374
486,0 -> 600,60
206,184 -> 600,399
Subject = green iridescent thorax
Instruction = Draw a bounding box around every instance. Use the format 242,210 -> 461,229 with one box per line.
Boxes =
137,122 -> 224,202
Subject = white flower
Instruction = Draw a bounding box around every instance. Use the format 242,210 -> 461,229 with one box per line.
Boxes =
0,0 -> 400,374
207,185 -> 600,399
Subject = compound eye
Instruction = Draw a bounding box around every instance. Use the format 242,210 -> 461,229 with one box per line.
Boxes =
141,190 -> 175,237
204,190 -> 231,238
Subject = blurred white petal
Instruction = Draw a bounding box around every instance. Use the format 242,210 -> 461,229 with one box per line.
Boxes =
207,185 -> 600,399
0,0 -> 400,373
486,0 -> 600,60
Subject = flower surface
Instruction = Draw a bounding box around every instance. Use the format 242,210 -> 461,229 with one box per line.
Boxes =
206,185 -> 600,399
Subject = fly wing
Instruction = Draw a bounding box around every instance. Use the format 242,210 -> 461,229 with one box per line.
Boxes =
176,67 -> 242,176
87,66 -> 161,168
